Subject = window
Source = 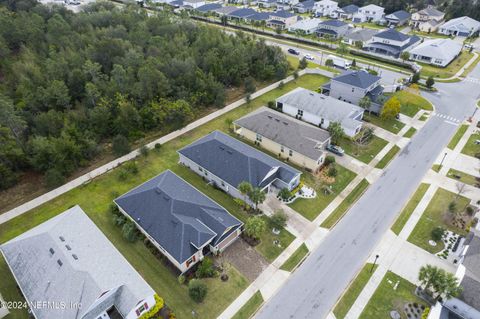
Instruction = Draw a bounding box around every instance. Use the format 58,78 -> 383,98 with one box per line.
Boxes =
256,133 -> 262,142
199,166 -> 203,172
221,181 -> 225,187
289,149 -> 293,156
280,145 -> 284,153
351,88 -> 355,92
297,109 -> 303,116
49,248 -> 55,255
204,171 -> 208,176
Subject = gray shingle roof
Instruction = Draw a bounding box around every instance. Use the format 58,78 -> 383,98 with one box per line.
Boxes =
271,10 -> 296,18
195,3 -> 222,12
276,87 -> 364,132
178,131 -> 301,190
319,19 -> 347,27
115,170 -> 242,265
250,12 -> 271,21
419,6 -> 444,17
375,28 -> 411,41
295,0 -> 315,9
344,28 -> 378,42
0,206 -> 154,319
386,10 -> 411,21
332,70 -> 381,89
341,4 -> 358,14
408,39 -> 462,62
214,6 -> 241,15
228,8 -> 257,18
234,107 -> 330,161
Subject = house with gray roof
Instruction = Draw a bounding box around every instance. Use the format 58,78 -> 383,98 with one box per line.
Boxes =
178,131 -> 301,199
276,87 -> 364,137
267,10 -> 298,29
385,10 -> 411,26
115,170 -> 242,273
331,4 -> 358,20
342,28 -> 378,46
213,6 -> 241,16
439,16 -> 480,37
288,18 -> 322,34
195,2 -> 222,13
313,0 -> 338,18
411,5 -> 445,33
293,0 -> 315,14
227,8 -> 257,21
363,28 -> 421,58
234,107 -> 331,173
353,4 -> 384,23
257,0 -> 277,8
0,206 -> 158,319
408,39 -> 463,67
316,19 -> 349,39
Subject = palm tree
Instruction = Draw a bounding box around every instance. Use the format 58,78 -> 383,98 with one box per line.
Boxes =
238,181 -> 253,208
418,265 -> 462,302
249,187 -> 266,211
358,96 -> 372,113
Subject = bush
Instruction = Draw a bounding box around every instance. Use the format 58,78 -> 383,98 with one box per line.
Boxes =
367,69 -> 378,76
178,275 -> 186,285
138,294 -> 164,319
140,145 -> 149,157
196,257 -> 216,278
270,210 -> 287,229
278,187 -> 292,201
267,101 -> 275,109
278,81 -> 284,89
154,143 -> 162,151
431,227 -> 445,242
109,202 -> 120,215
122,220 -> 139,242
124,161 -> 139,174
188,279 -> 208,303
327,165 -> 338,177
112,134 -> 131,156
324,155 -> 335,166
44,168 -> 66,189
0,163 -> 17,190
113,214 -> 127,227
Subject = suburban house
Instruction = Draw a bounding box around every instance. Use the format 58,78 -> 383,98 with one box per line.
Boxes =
0,206 -> 158,319
332,4 -> 359,20
343,28 -> 378,46
288,18 -> 322,34
384,10 -> 411,26
363,28 -> 421,58
249,11 -> 271,23
353,4 -> 385,23
408,39 -> 463,67
227,8 -> 257,22
234,107 -> 331,173
195,3 -> 222,14
178,131 -> 302,198
213,6 -> 240,16
276,0 -> 299,7
293,0 -> 315,14
322,70 -> 384,114
276,87 -> 364,137
115,170 -> 242,274
258,0 -> 277,8
182,0 -> 205,8
316,19 -> 349,39
438,16 -> 480,37
267,10 -> 298,29
313,0 -> 338,17
410,5 -> 445,32
428,232 -> 480,319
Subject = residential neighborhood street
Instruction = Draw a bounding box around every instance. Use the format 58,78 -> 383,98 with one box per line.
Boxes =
255,65 -> 480,319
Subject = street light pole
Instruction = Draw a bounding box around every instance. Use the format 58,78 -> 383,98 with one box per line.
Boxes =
370,254 -> 379,273
439,152 -> 447,167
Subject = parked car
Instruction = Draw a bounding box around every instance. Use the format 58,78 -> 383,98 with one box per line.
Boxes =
304,54 -> 315,61
326,144 -> 345,156
288,48 -> 300,55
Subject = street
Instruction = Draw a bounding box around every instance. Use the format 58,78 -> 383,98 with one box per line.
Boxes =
255,63 -> 480,319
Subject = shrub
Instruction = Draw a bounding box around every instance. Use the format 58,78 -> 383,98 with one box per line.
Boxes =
431,227 -> 445,242
140,145 -> 149,157
118,169 -> 129,181
196,257 -> 216,278
154,143 -> 162,151
267,101 -> 275,109
138,294 -> 164,319
421,308 -> 430,319
448,201 -> 457,214
188,279 -> 208,303
44,168 -> 66,189
327,165 -> 338,177
278,188 -> 292,201
178,275 -> 186,285
112,134 -> 130,156
113,214 -> 127,227
124,161 -> 139,175
122,220 -> 139,242
270,210 -> 287,229
324,155 -> 335,166
109,203 -> 120,215
278,81 -> 284,89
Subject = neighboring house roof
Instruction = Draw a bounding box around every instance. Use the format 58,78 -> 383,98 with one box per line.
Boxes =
375,28 -> 411,41
385,10 -> 411,21
344,28 -> 378,42
0,206 -> 155,319
315,0 -> 337,6
271,10 -> 296,18
276,87 -> 364,132
340,4 -> 359,14
214,6 -> 241,15
359,4 -> 384,11
250,12 -> 271,21
234,107 -> 331,161
333,70 -> 381,89
184,0 -> 204,3
295,0 -> 315,9
195,2 -> 222,12
418,5 -> 444,18
459,234 -> 480,312
319,19 -> 347,27
289,18 -> 321,31
115,170 -> 242,265
228,8 -> 257,18
178,131 -> 301,190
170,0 -> 183,6
408,39 -> 462,61
441,16 -> 480,33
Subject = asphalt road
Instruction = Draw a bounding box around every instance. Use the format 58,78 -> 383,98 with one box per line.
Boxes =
255,65 -> 480,319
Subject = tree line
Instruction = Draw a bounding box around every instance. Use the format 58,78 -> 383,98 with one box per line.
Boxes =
0,0 -> 289,190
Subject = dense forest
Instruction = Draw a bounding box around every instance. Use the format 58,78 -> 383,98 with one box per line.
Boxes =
337,0 -> 480,20
0,0 -> 289,190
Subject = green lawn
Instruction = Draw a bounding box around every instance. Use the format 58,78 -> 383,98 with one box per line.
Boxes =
391,183 -> 430,235
420,51 -> 474,79
256,216 -> 296,263
280,243 -> 309,272
340,136 -> 389,164
408,188 -> 470,253
461,131 -> 480,157
232,291 -> 264,319
461,54 -> 480,77
375,145 -> 400,169
321,179 -> 370,229
393,90 -> 433,117
419,114 -> 428,121
0,255 -> 28,319
363,113 -> 405,134
359,271 -> 427,319
334,263 -> 378,319
448,124 -> 469,150
432,164 -> 442,173
0,73 -> 330,319
403,127 -> 417,138
447,168 -> 478,187
289,165 -> 356,221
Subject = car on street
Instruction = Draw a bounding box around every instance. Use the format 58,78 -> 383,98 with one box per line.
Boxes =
288,48 -> 300,55
326,144 -> 345,156
304,54 -> 315,60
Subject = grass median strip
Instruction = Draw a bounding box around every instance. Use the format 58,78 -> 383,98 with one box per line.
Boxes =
363,113 -> 405,134
447,168 -> 478,187
321,179 -> 370,229
280,243 -> 309,272
375,145 -> 400,169
461,131 -> 480,157
391,183 -> 430,235
448,124 -> 468,150
403,127 -> 417,138
232,291 -> 264,319
334,263 -> 378,319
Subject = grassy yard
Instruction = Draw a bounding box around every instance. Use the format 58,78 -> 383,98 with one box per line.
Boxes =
289,165 -> 356,221
321,179 -> 370,229
340,135 -> 389,164
419,114 -> 428,121
375,145 -> 400,169
363,113 -> 405,134
232,291 -> 264,319
0,73 -> 330,318
280,243 -> 309,272
256,216 -> 296,263
391,183 -> 430,235
420,51 -> 474,79
408,188 -> 470,254
432,164 -> 442,173
393,90 -> 433,117
447,168 -> 478,187
447,124 -> 469,150
461,53 -> 480,77
461,131 -> 480,157
359,271 -> 427,319
403,127 -> 417,138
334,263 -> 378,319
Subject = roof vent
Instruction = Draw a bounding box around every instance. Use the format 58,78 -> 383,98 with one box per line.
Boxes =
283,122 -> 288,125
267,116 -> 272,119
155,187 -> 162,195
309,93 -> 314,96
49,248 -> 55,255
57,259 -> 63,267
227,150 -> 233,155
72,254 -> 78,260
163,195 -> 170,201
59,236 -> 65,242
65,245 -> 71,251
219,146 -> 225,151
137,217 -> 141,222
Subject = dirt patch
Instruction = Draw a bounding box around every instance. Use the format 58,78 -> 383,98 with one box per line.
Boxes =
317,167 -> 335,184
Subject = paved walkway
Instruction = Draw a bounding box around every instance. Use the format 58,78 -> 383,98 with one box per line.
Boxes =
437,51 -> 479,81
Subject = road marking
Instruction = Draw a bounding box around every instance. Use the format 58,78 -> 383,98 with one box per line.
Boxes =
444,120 -> 459,126
432,112 -> 461,123
465,77 -> 480,84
